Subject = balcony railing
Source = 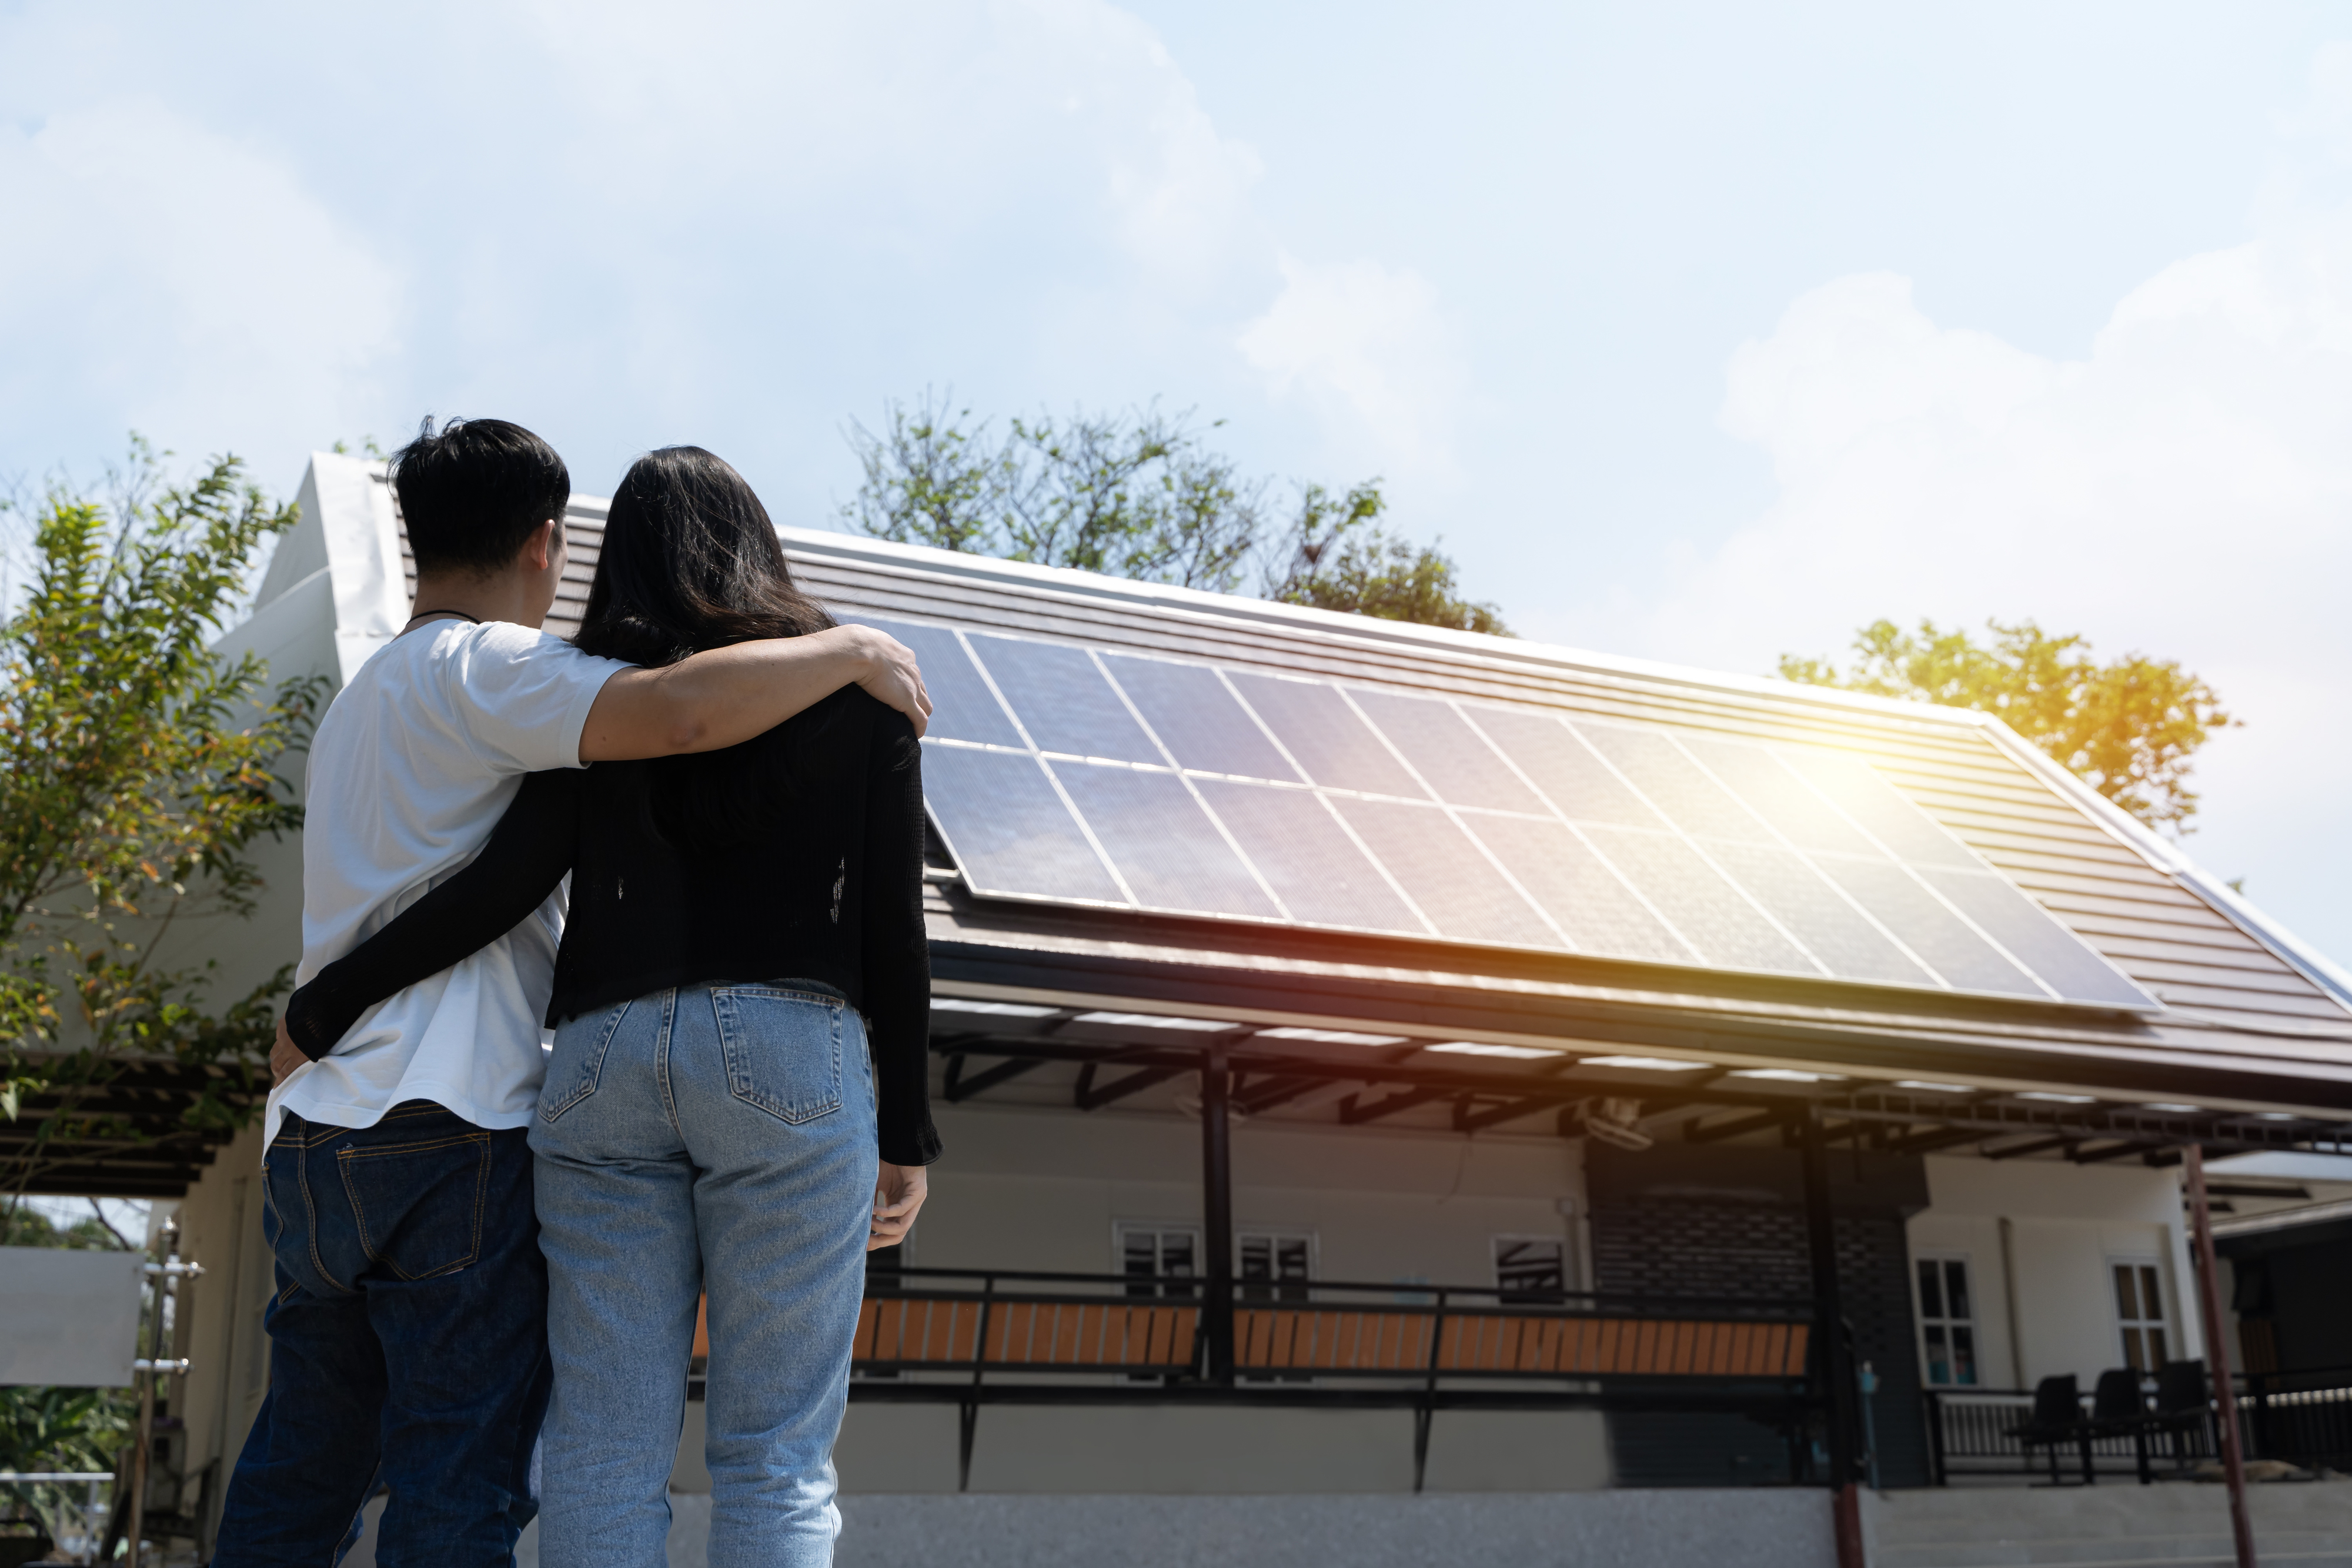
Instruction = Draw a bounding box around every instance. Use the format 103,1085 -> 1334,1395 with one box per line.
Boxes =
1924,1365 -> 2352,1485
847,1266 -> 1819,1489
854,1266 -> 1813,1384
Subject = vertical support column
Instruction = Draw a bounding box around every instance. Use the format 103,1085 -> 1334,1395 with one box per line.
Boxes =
2185,1144 -> 2259,1568
1201,1040 -> 1235,1385
1798,1108 -> 1865,1568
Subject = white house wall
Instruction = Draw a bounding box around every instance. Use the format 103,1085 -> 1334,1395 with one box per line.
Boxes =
1907,1155 -> 2196,1392
832,1101 -> 1611,1495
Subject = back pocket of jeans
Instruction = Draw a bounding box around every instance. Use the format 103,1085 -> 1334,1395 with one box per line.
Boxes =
338,1133 -> 490,1281
541,999 -> 630,1124
710,987 -> 843,1124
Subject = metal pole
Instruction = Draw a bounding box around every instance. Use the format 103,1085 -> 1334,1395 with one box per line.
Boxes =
126,1219 -> 168,1568
1799,1108 -> 1866,1568
1200,1041 -> 1235,1385
2185,1145 -> 2259,1568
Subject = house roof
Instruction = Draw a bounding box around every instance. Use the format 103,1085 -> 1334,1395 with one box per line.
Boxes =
345,460 -> 2352,1128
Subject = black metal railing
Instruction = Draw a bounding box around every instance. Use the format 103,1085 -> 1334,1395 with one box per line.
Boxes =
1925,1365 -> 2352,1485
850,1267 -> 1823,1491
854,1265 -> 1815,1384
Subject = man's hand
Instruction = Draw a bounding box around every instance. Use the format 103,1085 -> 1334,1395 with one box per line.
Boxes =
270,1017 -> 307,1088
847,624 -> 932,738
869,1161 -> 928,1251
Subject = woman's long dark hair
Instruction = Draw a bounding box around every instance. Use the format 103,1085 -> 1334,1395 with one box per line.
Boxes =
574,447 -> 836,850
574,446 -> 833,666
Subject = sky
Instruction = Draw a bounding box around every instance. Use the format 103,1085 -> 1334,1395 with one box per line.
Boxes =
5,2 -> 2352,963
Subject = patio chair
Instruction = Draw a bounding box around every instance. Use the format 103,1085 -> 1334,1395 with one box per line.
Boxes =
2082,1367 -> 2154,1483
2007,1373 -> 2091,1484
2145,1359 -> 2211,1469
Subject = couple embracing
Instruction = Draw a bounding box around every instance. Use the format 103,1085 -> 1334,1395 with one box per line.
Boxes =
212,419 -> 940,1567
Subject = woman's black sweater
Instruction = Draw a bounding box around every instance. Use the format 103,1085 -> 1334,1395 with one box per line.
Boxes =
284,686 -> 940,1166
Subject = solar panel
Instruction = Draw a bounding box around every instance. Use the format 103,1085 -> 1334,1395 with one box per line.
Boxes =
1100,654 -> 1299,780
1224,673 -> 1426,798
1811,857 -> 2042,997
1459,814 -> 1694,964
1329,797 -> 1559,949
1467,709 -> 1670,830
1573,724 -> 1773,844
1775,748 -> 1978,869
1346,688 -> 1548,814
1920,869 -> 2154,1008
972,636 -> 1160,764
1705,840 -> 1935,988
846,616 -> 1024,748
918,744 -> 1122,905
1578,826 -> 1818,975
1053,763 -> 1279,919
901,624 -> 2156,1010
1187,779 -> 1425,935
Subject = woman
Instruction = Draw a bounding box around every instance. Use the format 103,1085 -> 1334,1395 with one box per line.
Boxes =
283,447 -> 938,1567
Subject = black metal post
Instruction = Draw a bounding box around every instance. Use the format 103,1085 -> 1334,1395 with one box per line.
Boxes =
1799,1108 -> 1865,1568
1201,1041 -> 1236,1385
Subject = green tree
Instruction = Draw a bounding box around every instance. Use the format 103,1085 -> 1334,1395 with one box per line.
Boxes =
843,393 -> 1506,632
1,1385 -> 133,1547
1,1200 -> 138,1549
1,444 -> 322,1198
1262,481 -> 1508,636
1778,618 -> 2234,833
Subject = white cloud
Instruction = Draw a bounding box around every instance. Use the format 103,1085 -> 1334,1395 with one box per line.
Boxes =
1237,252 -> 1465,473
1651,166 -> 2352,959
0,97 -> 402,467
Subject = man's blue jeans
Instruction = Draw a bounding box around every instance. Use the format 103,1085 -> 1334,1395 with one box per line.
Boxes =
213,1101 -> 551,1567
532,984 -> 877,1568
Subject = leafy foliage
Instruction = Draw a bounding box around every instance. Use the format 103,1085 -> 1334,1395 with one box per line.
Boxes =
0,444 -> 322,1195
1,1385 -> 133,1544
1261,482 -> 1508,636
1778,618 -> 2234,833
843,393 -> 1506,633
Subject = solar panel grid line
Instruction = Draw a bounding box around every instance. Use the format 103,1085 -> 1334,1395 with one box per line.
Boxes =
1449,704 -> 1710,969
950,628 -> 1143,912
1332,686 -> 1581,955
1561,721 -> 1836,980
1666,736 -> 1955,993
1085,646 -> 1299,924
1759,745 -> 2071,1004
1213,667 -> 1444,939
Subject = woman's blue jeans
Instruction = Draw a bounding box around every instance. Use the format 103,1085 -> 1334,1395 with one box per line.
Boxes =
530,984 -> 877,1568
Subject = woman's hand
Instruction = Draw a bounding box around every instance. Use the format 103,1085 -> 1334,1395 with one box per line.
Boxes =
870,1161 -> 928,1251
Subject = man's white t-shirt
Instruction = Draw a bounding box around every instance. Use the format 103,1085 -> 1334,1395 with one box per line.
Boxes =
265,618 -> 630,1145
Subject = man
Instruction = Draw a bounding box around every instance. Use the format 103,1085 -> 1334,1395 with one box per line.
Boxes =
212,419 -> 928,1566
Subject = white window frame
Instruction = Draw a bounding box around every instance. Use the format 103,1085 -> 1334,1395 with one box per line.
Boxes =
1491,1234 -> 1571,1301
1113,1221 -> 1202,1298
2109,1255 -> 2173,1374
1913,1252 -> 1982,1388
1235,1228 -> 1317,1302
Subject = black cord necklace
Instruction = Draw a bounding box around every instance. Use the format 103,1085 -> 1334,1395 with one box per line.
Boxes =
402,608 -> 484,631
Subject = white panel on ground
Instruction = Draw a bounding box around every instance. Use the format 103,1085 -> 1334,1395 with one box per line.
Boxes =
833,1491 -> 1836,1568
0,1246 -> 143,1386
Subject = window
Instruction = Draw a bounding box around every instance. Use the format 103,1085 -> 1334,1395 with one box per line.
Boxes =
1494,1236 -> 1568,1302
1117,1225 -> 1199,1300
1914,1256 -> 1979,1387
1239,1233 -> 1314,1303
2112,1259 -> 2171,1372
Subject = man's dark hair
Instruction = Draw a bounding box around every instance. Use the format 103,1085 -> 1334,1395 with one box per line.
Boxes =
390,416 -> 570,576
